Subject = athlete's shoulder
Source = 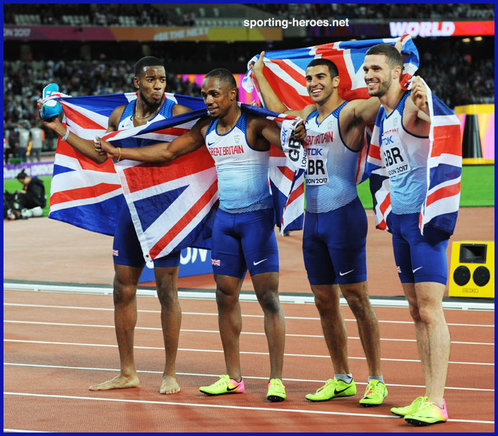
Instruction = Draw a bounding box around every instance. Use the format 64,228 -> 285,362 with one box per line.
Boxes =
301,104 -> 317,119
246,111 -> 275,131
172,103 -> 193,116
108,104 -> 127,131
194,115 -> 212,135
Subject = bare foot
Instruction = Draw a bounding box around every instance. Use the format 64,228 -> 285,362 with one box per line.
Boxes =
89,374 -> 140,391
160,375 -> 180,394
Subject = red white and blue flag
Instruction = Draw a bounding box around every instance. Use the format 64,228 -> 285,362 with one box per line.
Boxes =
366,83 -> 462,236
243,34 -> 419,108
48,92 -> 303,261
244,36 -> 461,235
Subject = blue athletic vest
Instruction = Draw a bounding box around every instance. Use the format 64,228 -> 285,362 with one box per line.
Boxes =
118,97 -> 175,129
205,109 -> 272,212
304,102 -> 360,213
378,92 -> 430,214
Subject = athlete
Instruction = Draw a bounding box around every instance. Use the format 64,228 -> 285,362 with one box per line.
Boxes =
97,67 -> 305,402
39,56 -> 192,394
251,51 -> 388,406
363,43 -> 451,425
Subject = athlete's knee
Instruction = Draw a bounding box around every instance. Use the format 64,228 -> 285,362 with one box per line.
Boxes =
417,303 -> 445,326
313,287 -> 339,314
113,277 -> 137,306
341,284 -> 370,317
408,302 -> 422,322
256,289 -> 281,314
155,272 -> 179,307
215,286 -> 239,311
314,292 -> 333,312
157,285 -> 179,308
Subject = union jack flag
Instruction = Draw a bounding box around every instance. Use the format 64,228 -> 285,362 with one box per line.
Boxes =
243,34 -> 419,108
243,36 -> 460,235
48,92 -> 303,261
365,82 -> 462,236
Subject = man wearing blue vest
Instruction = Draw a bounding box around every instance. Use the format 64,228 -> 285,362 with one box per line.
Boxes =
97,67 -> 306,402
39,56 -> 191,395
251,52 -> 387,407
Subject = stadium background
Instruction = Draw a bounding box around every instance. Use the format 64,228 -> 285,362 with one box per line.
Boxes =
3,3 -> 495,433
3,2 -> 494,205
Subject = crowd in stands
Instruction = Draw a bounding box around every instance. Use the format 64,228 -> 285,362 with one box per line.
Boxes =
418,51 -> 494,107
4,4 -> 175,27
5,3 -> 494,27
4,36 -> 492,143
252,3 -> 494,21
3,59 -> 201,152
4,2 -> 493,154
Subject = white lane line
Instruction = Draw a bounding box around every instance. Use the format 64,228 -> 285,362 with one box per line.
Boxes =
4,320 -> 494,346
4,339 -> 494,366
3,392 -> 494,425
4,303 -> 494,328
4,362 -> 495,392
4,283 -> 494,311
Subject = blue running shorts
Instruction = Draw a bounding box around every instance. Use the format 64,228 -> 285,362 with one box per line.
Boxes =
113,206 -> 180,268
303,197 -> 367,285
389,212 -> 449,284
210,208 -> 279,278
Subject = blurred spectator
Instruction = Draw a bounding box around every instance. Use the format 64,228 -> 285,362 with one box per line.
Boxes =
29,123 -> 44,162
17,120 -> 30,163
4,126 -> 17,164
15,168 -> 46,207
4,3 -> 494,26
4,169 -> 46,220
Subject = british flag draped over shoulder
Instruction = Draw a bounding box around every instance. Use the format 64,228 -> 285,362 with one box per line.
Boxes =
366,81 -> 462,236
47,91 -> 304,261
243,34 -> 462,236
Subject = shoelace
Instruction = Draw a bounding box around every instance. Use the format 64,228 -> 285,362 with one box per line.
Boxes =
316,380 -> 334,392
213,376 -> 230,387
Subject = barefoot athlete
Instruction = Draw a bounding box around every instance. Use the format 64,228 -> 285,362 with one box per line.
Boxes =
40,56 -> 191,394
98,68 -> 305,402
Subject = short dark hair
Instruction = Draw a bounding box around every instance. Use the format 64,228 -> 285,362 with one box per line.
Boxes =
204,68 -> 237,90
134,56 -> 163,76
365,44 -> 403,69
306,58 -> 339,78
16,169 -> 28,181
204,68 -> 238,98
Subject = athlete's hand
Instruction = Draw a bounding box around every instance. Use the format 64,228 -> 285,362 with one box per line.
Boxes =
95,137 -> 118,160
395,39 -> 403,53
93,137 -> 107,157
410,76 -> 428,110
292,121 -> 306,142
37,99 -> 68,139
250,51 -> 266,75
37,100 -> 64,133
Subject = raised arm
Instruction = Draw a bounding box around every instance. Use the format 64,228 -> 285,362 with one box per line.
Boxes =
403,76 -> 431,136
98,117 -> 210,163
172,104 -> 193,116
351,97 -> 381,126
248,115 -> 305,150
251,51 -> 313,118
38,100 -> 124,164
336,97 -> 381,152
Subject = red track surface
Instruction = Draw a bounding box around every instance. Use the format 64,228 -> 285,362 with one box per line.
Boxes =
4,208 -> 494,432
4,289 -> 494,432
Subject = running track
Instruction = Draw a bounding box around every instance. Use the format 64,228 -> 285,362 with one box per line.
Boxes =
4,284 -> 494,433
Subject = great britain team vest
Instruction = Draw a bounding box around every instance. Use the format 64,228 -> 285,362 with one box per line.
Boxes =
378,92 -> 430,214
205,109 -> 272,212
304,102 -> 360,213
118,97 -> 175,129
